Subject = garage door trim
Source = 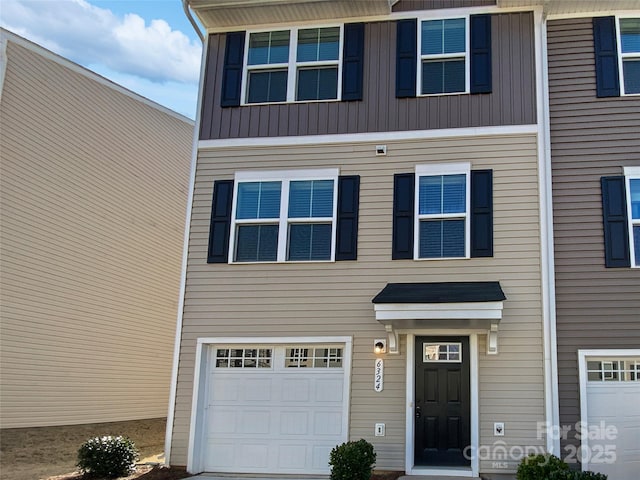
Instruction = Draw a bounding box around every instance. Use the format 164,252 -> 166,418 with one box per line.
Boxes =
578,348 -> 640,473
187,336 -> 353,474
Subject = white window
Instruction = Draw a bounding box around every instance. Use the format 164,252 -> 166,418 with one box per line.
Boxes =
618,17 -> 640,95
415,163 -> 471,259
230,169 -> 338,262
419,17 -> 469,95
625,167 -> 640,267
243,26 -> 342,104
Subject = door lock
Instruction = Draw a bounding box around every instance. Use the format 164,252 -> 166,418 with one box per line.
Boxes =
415,406 -> 422,419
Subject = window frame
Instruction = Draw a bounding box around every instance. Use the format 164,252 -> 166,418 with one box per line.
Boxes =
240,25 -> 344,105
616,16 -> 640,96
229,169 -> 339,263
417,15 -> 470,97
624,166 -> 640,267
414,163 -> 471,260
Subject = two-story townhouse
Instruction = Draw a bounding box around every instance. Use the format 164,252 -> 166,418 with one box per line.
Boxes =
544,2 -> 640,479
166,1 -> 558,478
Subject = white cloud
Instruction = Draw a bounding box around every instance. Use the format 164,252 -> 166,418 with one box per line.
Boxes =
1,0 -> 201,85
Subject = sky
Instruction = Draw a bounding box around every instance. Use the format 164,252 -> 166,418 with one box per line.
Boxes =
1,0 -> 203,119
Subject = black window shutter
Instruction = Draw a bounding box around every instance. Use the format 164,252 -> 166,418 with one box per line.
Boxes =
336,175 -> 360,260
601,176 -> 630,268
392,173 -> 415,259
220,32 -> 245,107
470,14 -> 492,94
342,23 -> 365,101
207,180 -> 234,263
470,170 -> 493,257
396,19 -> 417,98
593,17 -> 620,98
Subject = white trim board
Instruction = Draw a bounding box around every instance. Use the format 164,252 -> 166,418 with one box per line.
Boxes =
186,336 -> 353,474
198,124 -> 538,150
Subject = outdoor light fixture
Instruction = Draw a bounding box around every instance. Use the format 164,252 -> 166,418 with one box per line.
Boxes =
374,339 -> 387,354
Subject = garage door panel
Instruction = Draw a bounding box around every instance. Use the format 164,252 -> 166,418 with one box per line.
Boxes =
240,410 -> 271,434
314,411 -> 343,436
277,444 -> 307,469
280,410 -> 310,435
315,378 -> 344,401
282,377 -> 311,401
208,408 -> 237,434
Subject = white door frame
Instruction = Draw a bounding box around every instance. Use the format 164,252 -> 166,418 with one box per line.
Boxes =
186,336 -> 353,474
405,331 -> 480,477
577,348 -> 640,472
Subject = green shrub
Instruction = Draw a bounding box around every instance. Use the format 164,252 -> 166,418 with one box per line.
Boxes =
517,453 -> 569,480
517,454 -> 607,480
77,435 -> 139,478
329,439 -> 376,480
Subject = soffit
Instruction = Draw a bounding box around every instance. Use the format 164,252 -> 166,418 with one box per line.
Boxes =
188,0 -> 394,30
496,0 -> 640,15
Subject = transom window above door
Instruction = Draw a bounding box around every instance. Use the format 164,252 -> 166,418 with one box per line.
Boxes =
244,26 -> 342,104
231,169 -> 338,263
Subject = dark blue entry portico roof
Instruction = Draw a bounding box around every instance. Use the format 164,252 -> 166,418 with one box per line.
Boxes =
372,282 -> 506,304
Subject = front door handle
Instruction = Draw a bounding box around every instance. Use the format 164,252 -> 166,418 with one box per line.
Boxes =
415,406 -> 421,419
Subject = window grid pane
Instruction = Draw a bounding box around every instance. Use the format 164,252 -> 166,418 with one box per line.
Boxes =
297,27 -> 340,62
288,223 -> 332,261
623,59 -> 640,94
247,70 -> 288,103
248,30 -> 290,65
620,18 -> 640,54
422,19 -> 465,55
422,59 -> 465,94
296,67 -> 338,101
236,182 -> 282,220
289,180 -> 334,218
420,219 -> 465,258
235,224 -> 278,262
419,175 -> 466,215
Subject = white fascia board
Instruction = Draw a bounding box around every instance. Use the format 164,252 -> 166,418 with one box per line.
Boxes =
196,336 -> 353,345
198,124 -> 538,150
235,168 -> 339,181
374,302 -> 504,320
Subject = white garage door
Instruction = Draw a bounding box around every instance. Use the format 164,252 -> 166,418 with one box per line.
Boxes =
584,357 -> 640,480
203,344 -> 347,475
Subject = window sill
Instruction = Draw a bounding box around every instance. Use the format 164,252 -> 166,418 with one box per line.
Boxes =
417,91 -> 470,98
241,98 -> 342,107
229,259 -> 336,265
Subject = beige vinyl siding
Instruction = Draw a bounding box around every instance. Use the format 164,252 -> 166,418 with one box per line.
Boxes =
0,35 -> 193,428
547,17 -> 640,455
170,132 -> 546,472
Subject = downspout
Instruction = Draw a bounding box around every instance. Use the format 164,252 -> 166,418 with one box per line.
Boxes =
534,8 -> 561,455
182,0 -> 204,43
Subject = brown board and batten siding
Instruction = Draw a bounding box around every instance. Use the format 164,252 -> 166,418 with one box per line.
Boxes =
170,133 -> 546,471
393,0 -> 497,12
547,17 -> 640,454
199,12 -> 535,140
0,34 -> 193,428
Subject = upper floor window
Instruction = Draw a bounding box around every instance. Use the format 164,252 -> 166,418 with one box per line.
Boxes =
415,163 -> 470,259
243,26 -> 342,104
420,18 -> 468,95
230,170 -> 338,262
627,171 -> 640,267
619,18 -> 640,94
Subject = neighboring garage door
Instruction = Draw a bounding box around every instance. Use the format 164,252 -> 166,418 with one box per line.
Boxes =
583,356 -> 640,480
203,344 -> 347,475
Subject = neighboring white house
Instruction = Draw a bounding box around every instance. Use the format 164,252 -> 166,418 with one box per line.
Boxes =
0,29 -> 194,428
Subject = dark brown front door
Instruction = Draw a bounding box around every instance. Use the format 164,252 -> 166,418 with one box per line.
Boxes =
414,336 -> 470,467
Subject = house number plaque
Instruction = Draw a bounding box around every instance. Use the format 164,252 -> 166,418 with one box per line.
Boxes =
374,358 -> 384,392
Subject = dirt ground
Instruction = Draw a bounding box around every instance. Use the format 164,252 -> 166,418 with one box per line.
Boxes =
0,416 -> 403,480
0,417 -> 168,480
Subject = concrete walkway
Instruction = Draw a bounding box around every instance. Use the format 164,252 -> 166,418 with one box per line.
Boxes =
192,476 -> 481,480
